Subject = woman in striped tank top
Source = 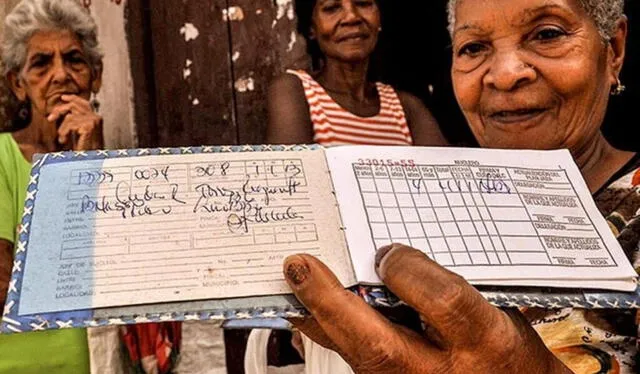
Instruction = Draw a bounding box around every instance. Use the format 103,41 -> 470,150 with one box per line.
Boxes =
266,0 -> 448,148
250,1 -> 447,373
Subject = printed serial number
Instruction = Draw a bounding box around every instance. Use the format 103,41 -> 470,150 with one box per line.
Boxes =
357,159 -> 415,167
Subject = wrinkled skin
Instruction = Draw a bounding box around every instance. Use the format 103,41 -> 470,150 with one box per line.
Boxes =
283,244 -> 572,373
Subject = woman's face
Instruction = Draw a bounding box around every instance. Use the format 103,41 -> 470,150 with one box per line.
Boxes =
311,0 -> 381,63
9,29 -> 99,120
451,0 -> 625,152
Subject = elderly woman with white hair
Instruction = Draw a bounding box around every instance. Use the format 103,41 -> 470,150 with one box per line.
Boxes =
280,0 -> 639,373
0,0 -> 104,372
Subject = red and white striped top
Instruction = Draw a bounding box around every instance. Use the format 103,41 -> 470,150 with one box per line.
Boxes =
287,69 -> 413,146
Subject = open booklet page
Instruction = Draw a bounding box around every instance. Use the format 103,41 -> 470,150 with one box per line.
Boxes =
18,149 -> 355,315
326,146 -> 637,291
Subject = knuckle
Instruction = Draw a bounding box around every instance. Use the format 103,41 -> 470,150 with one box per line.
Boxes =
307,288 -> 349,320
430,277 -> 475,323
485,313 -> 522,354
437,275 -> 467,305
352,336 -> 405,372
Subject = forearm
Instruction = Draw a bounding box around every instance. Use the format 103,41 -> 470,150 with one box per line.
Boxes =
0,240 -> 14,306
397,91 -> 449,146
266,126 -> 313,144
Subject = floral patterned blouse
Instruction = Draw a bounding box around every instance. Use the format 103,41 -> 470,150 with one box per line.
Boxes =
524,157 -> 640,374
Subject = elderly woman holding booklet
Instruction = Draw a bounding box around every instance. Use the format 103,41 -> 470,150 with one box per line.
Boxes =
0,0 -> 106,372
282,0 -> 640,373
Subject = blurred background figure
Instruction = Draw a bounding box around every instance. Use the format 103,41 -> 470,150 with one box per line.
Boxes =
0,0 -> 104,372
266,0 -> 448,147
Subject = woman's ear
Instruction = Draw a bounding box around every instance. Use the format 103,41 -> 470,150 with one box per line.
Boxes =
608,16 -> 627,84
7,71 -> 27,102
91,64 -> 103,94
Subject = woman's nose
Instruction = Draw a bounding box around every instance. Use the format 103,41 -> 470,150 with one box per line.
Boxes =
342,2 -> 363,24
50,58 -> 70,84
483,50 -> 536,91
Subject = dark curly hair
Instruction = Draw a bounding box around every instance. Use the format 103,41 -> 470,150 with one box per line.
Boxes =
294,0 -> 323,70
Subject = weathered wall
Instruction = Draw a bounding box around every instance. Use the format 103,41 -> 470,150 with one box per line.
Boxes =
129,0 -> 238,147
127,0 -> 309,148
229,0 -> 309,144
86,0 -> 136,148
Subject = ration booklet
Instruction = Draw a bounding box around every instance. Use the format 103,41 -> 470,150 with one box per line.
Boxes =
2,145 -> 638,333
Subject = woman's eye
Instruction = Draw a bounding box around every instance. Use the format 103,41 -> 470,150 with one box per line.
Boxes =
321,3 -> 341,12
66,54 -> 88,68
458,42 -> 487,57
532,27 -> 566,41
69,57 -> 86,65
30,57 -> 49,69
354,0 -> 374,7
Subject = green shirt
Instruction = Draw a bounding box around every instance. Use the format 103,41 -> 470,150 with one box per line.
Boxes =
0,133 -> 89,373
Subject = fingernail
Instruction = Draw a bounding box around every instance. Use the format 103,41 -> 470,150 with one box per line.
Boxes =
284,256 -> 310,286
375,244 -> 396,269
47,114 -> 55,122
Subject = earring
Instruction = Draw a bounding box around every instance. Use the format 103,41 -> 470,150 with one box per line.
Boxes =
90,93 -> 100,112
17,101 -> 30,121
11,99 -> 32,130
611,77 -> 626,96
378,26 -> 382,32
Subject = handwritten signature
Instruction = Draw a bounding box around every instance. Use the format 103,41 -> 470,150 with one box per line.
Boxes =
478,174 -> 511,194
193,175 -> 303,233
435,173 -> 512,194
80,182 -> 186,219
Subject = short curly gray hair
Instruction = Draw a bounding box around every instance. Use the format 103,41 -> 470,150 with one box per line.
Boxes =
2,0 -> 103,76
447,0 -> 624,40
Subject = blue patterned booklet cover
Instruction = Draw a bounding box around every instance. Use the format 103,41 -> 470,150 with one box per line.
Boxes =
2,145 -> 638,333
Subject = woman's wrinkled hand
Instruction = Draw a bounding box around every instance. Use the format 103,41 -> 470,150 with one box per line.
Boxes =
283,243 -> 573,374
48,94 -> 103,151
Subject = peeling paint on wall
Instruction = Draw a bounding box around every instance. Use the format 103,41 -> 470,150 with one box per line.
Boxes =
232,52 -> 240,62
275,0 -> 294,20
234,77 -> 255,93
287,31 -> 297,52
180,23 -> 200,42
222,6 -> 245,22
183,59 -> 193,80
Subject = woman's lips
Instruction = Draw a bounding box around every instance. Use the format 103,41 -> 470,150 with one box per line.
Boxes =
487,108 -> 547,125
337,33 -> 369,42
47,90 -> 79,102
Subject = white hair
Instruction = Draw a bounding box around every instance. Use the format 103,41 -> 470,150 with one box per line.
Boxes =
2,0 -> 103,76
447,0 -> 625,40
